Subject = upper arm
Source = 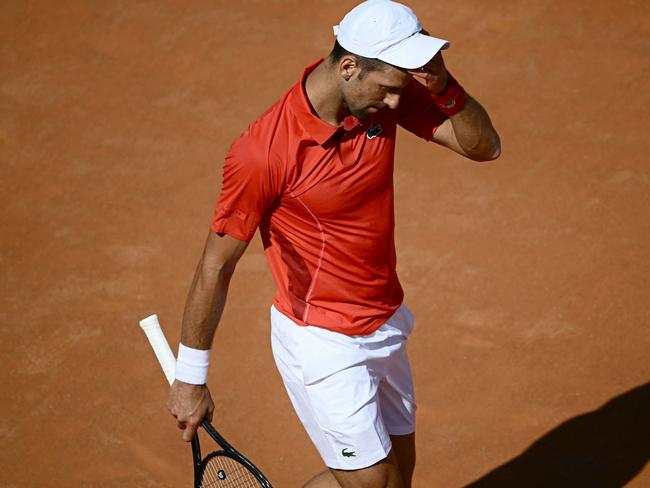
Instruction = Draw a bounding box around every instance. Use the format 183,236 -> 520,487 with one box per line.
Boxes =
399,82 -> 501,161
431,117 -> 466,155
202,230 -> 249,273
211,130 -> 284,241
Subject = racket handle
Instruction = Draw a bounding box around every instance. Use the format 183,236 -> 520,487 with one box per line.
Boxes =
139,314 -> 176,385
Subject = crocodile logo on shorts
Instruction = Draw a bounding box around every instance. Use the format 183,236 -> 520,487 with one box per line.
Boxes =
366,124 -> 383,139
341,448 -> 356,458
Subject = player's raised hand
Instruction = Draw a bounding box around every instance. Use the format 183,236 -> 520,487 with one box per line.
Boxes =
408,51 -> 449,95
167,380 -> 215,442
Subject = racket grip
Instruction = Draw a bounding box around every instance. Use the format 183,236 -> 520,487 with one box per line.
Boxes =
139,314 -> 177,385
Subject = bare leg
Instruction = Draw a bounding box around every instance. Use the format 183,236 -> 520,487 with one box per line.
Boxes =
331,450 -> 404,488
304,470 -> 341,487
304,434 -> 415,487
390,433 -> 416,487
303,450 -> 403,488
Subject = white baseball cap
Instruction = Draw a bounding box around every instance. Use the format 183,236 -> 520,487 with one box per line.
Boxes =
333,0 -> 449,70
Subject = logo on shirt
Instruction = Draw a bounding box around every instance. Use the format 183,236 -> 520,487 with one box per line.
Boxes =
366,124 -> 383,139
341,448 -> 356,458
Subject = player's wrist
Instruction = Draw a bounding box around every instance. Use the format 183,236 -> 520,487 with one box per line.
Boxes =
432,72 -> 466,116
175,343 -> 211,385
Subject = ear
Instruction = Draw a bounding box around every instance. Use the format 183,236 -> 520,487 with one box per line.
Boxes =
338,55 -> 358,82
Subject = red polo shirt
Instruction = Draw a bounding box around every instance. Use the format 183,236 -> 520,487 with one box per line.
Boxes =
212,59 -> 445,335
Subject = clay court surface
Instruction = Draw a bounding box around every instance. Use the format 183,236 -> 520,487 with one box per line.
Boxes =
2,1 -> 649,486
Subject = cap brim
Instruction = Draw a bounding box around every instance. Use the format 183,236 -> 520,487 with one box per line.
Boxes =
378,33 -> 449,70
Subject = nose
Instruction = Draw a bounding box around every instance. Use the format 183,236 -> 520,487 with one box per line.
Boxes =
383,93 -> 400,110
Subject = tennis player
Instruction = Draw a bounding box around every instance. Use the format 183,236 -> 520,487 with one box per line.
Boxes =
167,1 -> 500,486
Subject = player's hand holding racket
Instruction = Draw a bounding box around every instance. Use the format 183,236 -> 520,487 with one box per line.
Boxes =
168,381 -> 215,442
140,314 -> 273,487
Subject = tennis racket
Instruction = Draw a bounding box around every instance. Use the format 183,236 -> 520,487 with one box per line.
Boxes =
139,314 -> 273,488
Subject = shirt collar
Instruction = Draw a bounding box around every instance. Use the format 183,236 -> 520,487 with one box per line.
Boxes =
289,59 -> 363,146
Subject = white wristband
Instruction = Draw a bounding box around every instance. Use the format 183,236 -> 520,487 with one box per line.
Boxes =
175,343 -> 211,385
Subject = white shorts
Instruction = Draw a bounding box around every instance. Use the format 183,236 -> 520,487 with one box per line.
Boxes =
270,304 -> 416,470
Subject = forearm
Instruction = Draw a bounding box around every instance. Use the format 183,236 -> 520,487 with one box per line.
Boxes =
410,53 -> 501,162
180,256 -> 235,349
167,233 -> 246,440
179,232 -> 248,350
447,94 -> 501,161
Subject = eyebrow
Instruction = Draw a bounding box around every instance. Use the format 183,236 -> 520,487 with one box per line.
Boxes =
381,84 -> 405,93
382,77 -> 412,90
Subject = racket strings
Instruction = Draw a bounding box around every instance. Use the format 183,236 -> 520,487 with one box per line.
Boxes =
201,455 -> 262,487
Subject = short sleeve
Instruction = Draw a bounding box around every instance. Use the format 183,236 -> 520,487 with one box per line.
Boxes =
396,80 -> 447,141
211,130 -> 283,241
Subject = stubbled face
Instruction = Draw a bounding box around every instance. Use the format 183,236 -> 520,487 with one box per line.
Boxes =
341,63 -> 413,120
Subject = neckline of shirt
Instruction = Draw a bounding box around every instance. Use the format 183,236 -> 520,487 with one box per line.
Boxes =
290,58 -> 364,147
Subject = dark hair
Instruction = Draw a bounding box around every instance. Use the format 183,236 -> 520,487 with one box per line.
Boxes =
328,40 -> 390,79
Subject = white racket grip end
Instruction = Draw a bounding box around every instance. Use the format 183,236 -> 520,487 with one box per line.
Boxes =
139,314 -> 177,385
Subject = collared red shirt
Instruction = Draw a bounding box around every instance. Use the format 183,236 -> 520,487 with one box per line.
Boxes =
212,59 -> 445,335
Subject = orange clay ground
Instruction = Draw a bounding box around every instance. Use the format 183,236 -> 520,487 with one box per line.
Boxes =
1,1 -> 649,486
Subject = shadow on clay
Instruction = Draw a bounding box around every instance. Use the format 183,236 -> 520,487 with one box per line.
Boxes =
463,382 -> 650,488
